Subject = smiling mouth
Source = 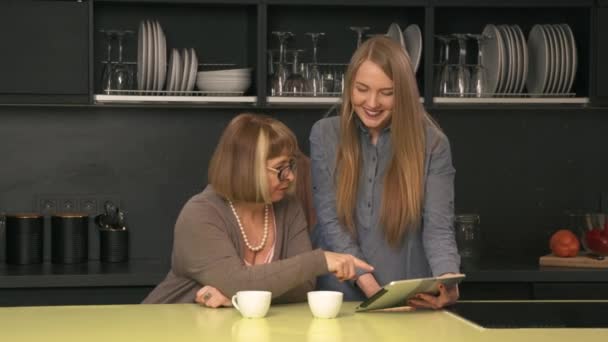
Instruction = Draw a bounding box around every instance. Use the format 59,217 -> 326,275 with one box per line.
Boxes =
363,108 -> 383,117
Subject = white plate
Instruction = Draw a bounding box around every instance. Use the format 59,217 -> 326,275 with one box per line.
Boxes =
542,25 -> 557,94
165,49 -> 179,92
180,48 -> 190,93
513,25 -> 528,94
145,20 -> 155,91
481,24 -> 503,95
156,21 -> 167,91
386,23 -> 406,52
526,24 -> 550,95
152,20 -> 161,91
511,25 -> 524,95
172,49 -> 183,92
498,25 -> 514,94
555,25 -> 569,94
546,25 -> 558,94
187,48 -> 198,92
403,24 -> 422,73
551,24 -> 566,95
495,26 -> 509,94
554,24 -> 567,94
507,25 -> 521,95
562,24 -> 577,94
137,21 -> 146,91
506,25 -> 518,94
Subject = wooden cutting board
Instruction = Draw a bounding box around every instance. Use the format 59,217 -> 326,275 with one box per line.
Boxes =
539,254 -> 608,268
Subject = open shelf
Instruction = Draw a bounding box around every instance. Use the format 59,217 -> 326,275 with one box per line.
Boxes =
94,94 -> 257,104
433,97 -> 589,104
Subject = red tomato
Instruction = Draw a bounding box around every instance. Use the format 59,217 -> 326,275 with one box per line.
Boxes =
549,229 -> 580,257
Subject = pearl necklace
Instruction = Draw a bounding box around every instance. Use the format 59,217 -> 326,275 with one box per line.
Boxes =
228,200 -> 269,252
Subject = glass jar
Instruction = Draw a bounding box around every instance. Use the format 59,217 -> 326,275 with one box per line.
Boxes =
454,214 -> 481,264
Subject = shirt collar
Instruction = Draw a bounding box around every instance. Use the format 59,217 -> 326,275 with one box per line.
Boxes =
354,116 -> 391,137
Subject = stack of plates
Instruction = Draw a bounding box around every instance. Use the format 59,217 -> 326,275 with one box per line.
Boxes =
165,48 -> 198,94
481,24 -> 528,96
137,19 -> 167,92
386,23 -> 423,73
526,24 -> 577,96
196,68 -> 252,94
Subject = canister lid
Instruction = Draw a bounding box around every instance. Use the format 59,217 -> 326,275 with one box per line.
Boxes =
53,212 -> 89,218
5,213 -> 43,219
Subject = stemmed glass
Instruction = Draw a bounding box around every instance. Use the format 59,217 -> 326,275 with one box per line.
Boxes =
467,34 -> 488,98
100,30 -> 115,94
306,32 -> 325,96
271,31 -> 293,96
448,33 -> 470,97
435,35 -> 453,97
350,26 -> 370,49
111,30 -> 134,92
333,67 -> 345,95
267,49 -> 277,94
322,67 -> 335,95
284,49 -> 309,96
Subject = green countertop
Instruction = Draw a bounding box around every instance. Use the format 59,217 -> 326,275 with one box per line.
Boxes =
0,302 -> 606,341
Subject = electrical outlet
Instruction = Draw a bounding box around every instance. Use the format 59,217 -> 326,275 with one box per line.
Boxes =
57,196 -> 79,213
36,194 -> 122,215
80,197 -> 98,215
37,195 -> 58,214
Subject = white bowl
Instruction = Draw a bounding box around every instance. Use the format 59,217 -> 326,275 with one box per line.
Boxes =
196,77 -> 251,93
197,68 -> 252,77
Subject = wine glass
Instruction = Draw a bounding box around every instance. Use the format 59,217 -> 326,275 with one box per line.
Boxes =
467,34 -> 488,98
100,29 -> 115,94
435,35 -> 453,97
284,49 -> 309,96
111,30 -> 134,92
448,34 -> 470,97
271,31 -> 293,96
349,26 -> 370,49
305,32 -> 325,96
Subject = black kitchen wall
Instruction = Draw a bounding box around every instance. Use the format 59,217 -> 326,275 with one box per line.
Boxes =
0,106 -> 324,262
1,105 -> 607,263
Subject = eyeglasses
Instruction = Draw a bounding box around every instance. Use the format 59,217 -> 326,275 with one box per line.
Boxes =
267,158 -> 297,182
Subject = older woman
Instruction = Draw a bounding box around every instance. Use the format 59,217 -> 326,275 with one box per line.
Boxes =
143,113 -> 372,306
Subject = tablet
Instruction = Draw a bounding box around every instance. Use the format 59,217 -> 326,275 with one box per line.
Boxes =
355,273 -> 466,312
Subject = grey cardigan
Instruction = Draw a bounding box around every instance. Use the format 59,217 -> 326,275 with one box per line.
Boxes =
142,186 -> 328,304
310,116 -> 460,287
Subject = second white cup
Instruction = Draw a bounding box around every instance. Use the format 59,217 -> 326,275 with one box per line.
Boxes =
307,291 -> 343,319
231,291 -> 272,318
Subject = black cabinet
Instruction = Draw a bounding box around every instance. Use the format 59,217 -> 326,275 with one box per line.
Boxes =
593,4 -> 608,105
0,0 -> 89,104
534,283 -> 608,299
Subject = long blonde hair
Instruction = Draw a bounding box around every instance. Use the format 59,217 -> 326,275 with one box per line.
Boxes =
336,36 -> 429,247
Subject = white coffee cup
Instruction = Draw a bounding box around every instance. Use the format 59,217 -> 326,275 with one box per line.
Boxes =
307,291 -> 343,319
231,291 -> 272,318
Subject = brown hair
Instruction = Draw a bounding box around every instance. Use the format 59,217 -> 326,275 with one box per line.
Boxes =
208,113 -> 298,203
336,36 -> 435,247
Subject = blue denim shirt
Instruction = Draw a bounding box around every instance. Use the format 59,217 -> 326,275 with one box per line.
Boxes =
310,116 -> 460,292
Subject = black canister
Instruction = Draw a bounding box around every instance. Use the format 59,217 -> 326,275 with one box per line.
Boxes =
51,213 -> 89,264
5,213 -> 44,264
99,229 -> 129,263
